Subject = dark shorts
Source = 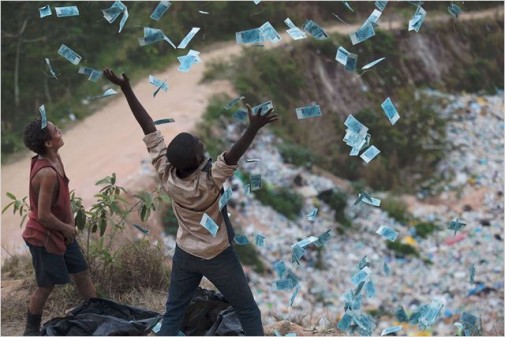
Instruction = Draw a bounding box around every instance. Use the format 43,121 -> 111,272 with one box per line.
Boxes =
26,240 -> 89,288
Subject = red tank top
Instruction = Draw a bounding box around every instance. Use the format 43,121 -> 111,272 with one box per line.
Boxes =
22,155 -> 72,255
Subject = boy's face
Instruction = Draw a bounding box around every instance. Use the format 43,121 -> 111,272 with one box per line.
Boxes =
46,122 -> 64,150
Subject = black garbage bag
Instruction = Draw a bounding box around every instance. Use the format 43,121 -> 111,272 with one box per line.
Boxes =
41,298 -> 161,336
206,306 -> 244,336
180,288 -> 244,336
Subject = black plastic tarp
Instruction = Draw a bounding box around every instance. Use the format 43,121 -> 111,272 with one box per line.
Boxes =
41,288 -> 244,336
180,287 -> 244,336
41,298 -> 161,336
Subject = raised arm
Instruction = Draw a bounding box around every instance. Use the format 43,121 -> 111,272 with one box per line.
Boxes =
224,104 -> 278,165
103,68 -> 156,135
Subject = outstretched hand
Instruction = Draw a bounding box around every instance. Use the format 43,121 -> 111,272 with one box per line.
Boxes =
246,103 -> 279,131
103,68 -> 130,88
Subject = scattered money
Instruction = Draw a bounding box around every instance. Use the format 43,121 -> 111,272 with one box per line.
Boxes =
259,22 -> 281,43
285,268 -> 300,287
273,260 -> 287,278
274,279 -> 294,291
469,263 -> 476,284
376,225 -> 398,241
58,44 -> 82,65
233,235 -> 250,245
55,6 -> 79,17
132,223 -> 149,235
236,28 -> 263,44
39,105 -> 47,129
178,50 -> 201,72
198,10 -> 209,15
354,191 -> 381,207
381,326 -> 402,336
254,233 -> 265,247
375,0 -> 389,11
286,27 -> 307,40
200,213 -> 219,237
448,3 -> 463,18
381,97 -> 400,125
306,207 -> 318,221
354,280 -> 366,296
344,114 -> 369,136
218,187 -> 232,210
289,285 -> 300,307
295,104 -> 322,119
224,96 -> 245,110
44,58 -> 58,79
153,118 -> 175,125
102,1 -> 128,33
293,236 -> 319,249
360,145 -> 380,163
361,57 -> 386,70
350,23 -> 375,45
409,6 -> 426,32
418,299 -> 444,329
151,1 -> 171,21
232,108 -> 248,121
365,280 -> 376,298
448,217 -> 466,235
361,9 -> 382,28
458,312 -> 480,336
302,20 -> 328,40
351,266 -> 371,285
246,158 -> 261,163
343,1 -> 354,12
315,229 -> 332,247
78,67 -> 103,82
358,255 -> 369,270
178,27 -> 201,49
39,5 -> 52,18
149,75 -> 169,92
250,174 -> 262,191
139,27 -> 176,48
383,259 -> 391,276
395,305 -> 409,322
88,88 -> 118,100
252,101 -> 273,116
291,244 -> 306,265
409,304 -> 429,324
337,311 -> 353,331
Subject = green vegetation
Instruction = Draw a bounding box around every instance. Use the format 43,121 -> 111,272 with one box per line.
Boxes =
254,185 -> 304,221
234,242 -> 266,274
386,241 -> 420,258
2,173 -> 171,297
414,222 -> 439,239
195,94 -> 231,159
317,189 -> 351,227
381,196 -> 410,224
278,142 -> 319,169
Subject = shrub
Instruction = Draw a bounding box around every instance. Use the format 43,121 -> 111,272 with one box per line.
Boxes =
253,185 -> 303,221
386,241 -> 420,258
317,189 -> 351,227
381,196 -> 410,224
234,242 -> 266,274
414,222 -> 439,239
278,142 -> 318,169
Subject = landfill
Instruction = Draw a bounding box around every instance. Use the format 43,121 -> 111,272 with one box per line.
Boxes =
159,91 -> 504,335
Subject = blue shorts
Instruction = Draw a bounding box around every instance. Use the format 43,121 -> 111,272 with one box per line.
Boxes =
26,240 -> 89,288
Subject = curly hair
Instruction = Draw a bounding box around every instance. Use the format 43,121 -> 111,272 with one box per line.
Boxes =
166,132 -> 199,171
23,118 -> 52,155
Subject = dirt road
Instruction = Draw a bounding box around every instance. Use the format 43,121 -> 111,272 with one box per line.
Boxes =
1,6 -> 502,259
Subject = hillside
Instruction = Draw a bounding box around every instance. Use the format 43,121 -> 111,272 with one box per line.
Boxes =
2,3 -> 504,336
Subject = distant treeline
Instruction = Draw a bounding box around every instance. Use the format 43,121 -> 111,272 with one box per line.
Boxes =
0,1 -> 498,159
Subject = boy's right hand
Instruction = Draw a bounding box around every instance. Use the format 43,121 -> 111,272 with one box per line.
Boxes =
103,68 -> 130,89
246,103 -> 278,131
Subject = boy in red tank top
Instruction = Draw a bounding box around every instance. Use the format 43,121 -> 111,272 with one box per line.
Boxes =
21,119 -> 96,335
